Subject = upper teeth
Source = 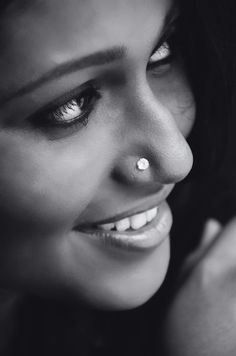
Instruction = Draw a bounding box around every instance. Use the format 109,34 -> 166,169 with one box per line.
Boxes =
97,207 -> 158,232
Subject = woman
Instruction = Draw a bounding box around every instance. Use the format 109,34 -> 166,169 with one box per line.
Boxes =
0,0 -> 234,355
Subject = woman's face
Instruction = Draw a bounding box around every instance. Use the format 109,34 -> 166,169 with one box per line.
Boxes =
0,0 -> 195,309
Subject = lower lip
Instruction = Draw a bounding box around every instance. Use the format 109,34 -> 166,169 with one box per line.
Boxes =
75,201 -> 173,252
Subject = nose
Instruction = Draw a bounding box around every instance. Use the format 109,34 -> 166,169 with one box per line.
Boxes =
112,85 -> 194,187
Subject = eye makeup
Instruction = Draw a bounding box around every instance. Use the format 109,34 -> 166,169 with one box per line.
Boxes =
25,82 -> 102,140
147,15 -> 180,71
20,13 -> 181,139
30,86 -> 101,129
149,42 -> 171,64
27,34 -> 179,137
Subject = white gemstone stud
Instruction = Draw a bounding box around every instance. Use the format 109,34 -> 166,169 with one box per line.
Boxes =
136,158 -> 150,171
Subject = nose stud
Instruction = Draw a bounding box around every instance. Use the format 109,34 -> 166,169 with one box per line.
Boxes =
136,158 -> 150,171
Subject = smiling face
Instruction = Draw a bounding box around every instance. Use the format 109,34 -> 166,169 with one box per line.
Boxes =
0,0 -> 195,309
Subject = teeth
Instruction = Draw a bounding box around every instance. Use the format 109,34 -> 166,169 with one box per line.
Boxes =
146,207 -> 158,222
114,218 -> 130,232
98,206 -> 158,232
130,212 -> 147,230
99,222 -> 115,231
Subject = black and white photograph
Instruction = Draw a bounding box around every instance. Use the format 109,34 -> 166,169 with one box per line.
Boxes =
0,0 -> 235,355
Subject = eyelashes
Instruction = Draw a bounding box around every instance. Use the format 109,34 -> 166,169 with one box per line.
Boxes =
30,85 -> 101,134
147,21 -> 178,71
29,30 -> 178,138
146,39 -> 176,78
149,42 -> 171,64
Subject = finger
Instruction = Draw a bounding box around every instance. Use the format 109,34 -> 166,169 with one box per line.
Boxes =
207,216 -> 236,264
200,218 -> 222,248
182,219 -> 222,274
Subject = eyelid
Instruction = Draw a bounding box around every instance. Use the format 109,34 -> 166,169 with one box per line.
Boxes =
48,88 -> 101,126
149,42 -> 171,64
149,18 -> 178,61
29,86 -> 101,134
28,80 -> 100,121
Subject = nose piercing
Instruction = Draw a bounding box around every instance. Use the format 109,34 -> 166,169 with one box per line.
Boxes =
136,158 -> 150,171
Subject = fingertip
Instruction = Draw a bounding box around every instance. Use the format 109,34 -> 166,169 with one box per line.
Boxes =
200,218 -> 222,247
206,218 -> 222,233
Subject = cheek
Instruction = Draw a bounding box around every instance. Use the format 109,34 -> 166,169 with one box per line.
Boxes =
0,130 -> 113,236
168,86 -> 196,138
149,69 -> 196,137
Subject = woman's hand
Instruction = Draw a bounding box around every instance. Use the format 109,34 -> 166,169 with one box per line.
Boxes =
163,218 -> 236,356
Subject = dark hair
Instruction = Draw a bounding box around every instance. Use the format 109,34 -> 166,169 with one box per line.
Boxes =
167,0 -> 236,256
0,0 -> 12,12
0,0 -> 33,16
163,0 -> 236,328
175,0 -> 234,180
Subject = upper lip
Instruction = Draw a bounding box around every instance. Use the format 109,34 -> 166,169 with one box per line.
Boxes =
75,185 -> 174,228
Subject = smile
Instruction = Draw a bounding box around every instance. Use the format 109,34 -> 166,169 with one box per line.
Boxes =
74,201 -> 173,251
95,206 -> 158,232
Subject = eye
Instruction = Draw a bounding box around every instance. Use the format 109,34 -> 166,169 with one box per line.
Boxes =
147,41 -> 174,74
30,85 -> 101,132
149,41 -> 171,65
45,87 -> 100,128
52,98 -> 86,124
49,96 -> 88,127
147,20 -> 179,74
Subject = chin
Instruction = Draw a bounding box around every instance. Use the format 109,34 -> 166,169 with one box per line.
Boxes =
77,237 -> 170,311
11,237 -> 170,312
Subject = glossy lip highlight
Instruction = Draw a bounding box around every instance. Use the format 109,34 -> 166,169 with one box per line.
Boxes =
74,201 -> 173,251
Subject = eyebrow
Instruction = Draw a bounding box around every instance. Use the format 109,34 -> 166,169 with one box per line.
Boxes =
0,47 -> 126,106
0,3 -> 179,106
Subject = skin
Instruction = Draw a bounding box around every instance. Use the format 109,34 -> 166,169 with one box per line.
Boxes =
0,0 -> 195,310
164,218 -> 236,356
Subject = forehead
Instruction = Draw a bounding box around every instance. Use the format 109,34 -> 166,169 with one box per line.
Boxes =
3,0 -> 172,36
2,0 -> 172,58
4,0 -> 171,13
0,0 -> 173,99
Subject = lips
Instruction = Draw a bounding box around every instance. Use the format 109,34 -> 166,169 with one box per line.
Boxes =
73,200 -> 173,251
75,202 -> 159,231
91,206 -> 158,232
74,185 -> 174,233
